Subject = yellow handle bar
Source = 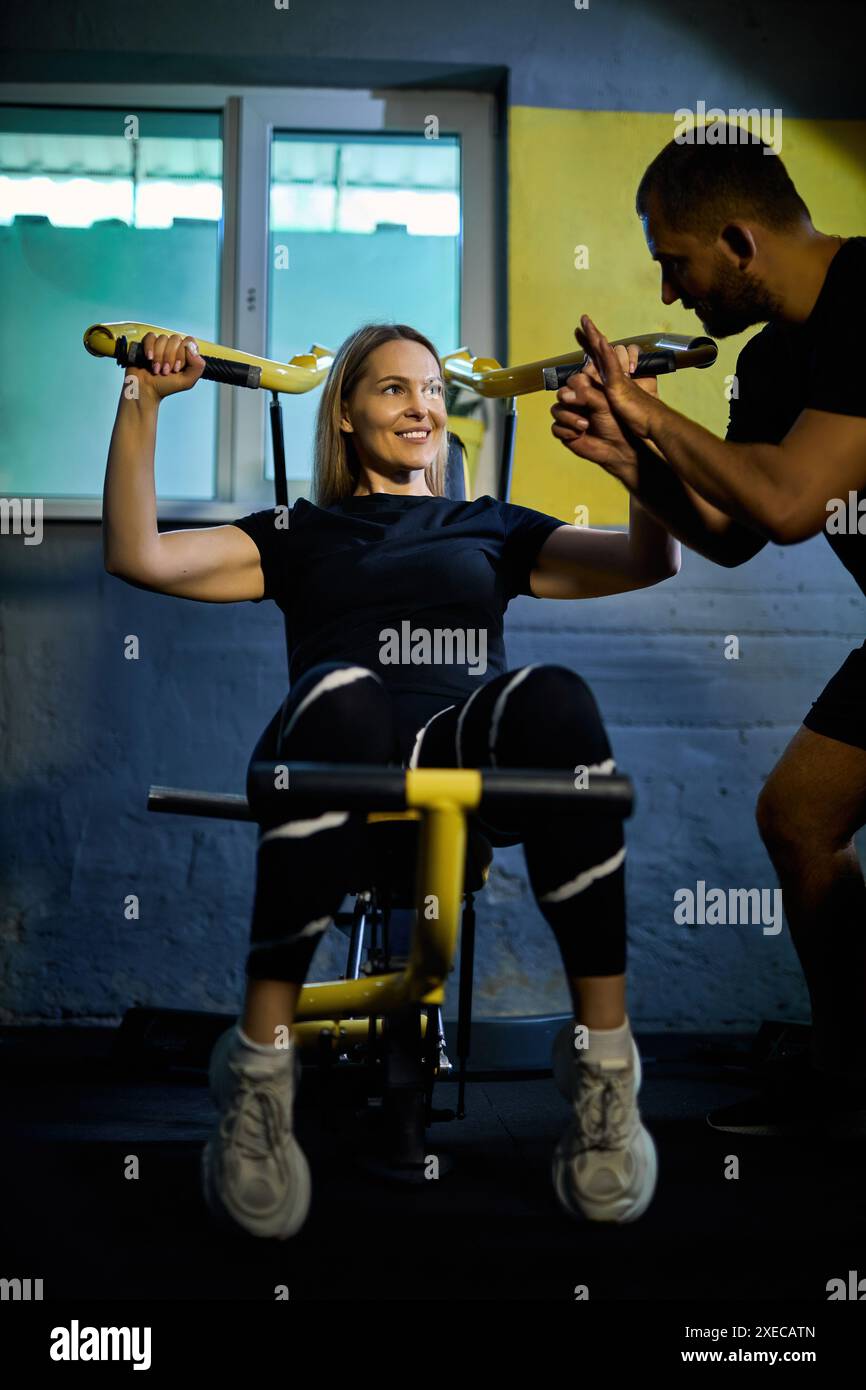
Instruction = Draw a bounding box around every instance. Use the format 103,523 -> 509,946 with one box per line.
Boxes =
441,333 -> 718,397
83,321 -> 334,394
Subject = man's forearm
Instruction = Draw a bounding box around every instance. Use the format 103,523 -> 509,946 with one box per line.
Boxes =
619,439 -> 766,566
643,395 -> 783,533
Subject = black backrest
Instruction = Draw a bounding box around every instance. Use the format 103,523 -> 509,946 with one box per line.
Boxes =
444,431 -> 468,501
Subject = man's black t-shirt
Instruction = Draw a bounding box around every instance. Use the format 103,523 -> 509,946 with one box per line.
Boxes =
232,493 -> 565,721
725,235 -> 866,595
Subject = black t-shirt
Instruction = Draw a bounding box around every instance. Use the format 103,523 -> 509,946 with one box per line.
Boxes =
726,235 -> 866,594
232,493 -> 565,708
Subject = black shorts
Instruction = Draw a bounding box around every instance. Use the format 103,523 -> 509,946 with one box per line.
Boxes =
803,640 -> 866,751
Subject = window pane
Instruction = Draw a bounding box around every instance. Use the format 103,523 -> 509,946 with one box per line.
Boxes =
266,132 -> 461,486
0,106 -> 222,500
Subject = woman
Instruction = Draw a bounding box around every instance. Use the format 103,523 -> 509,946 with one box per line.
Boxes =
102,320 -> 679,1241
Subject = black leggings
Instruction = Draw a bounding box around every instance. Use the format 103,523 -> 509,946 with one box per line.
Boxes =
244,662 -> 626,984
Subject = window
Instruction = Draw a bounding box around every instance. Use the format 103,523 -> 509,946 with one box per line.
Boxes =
0,104 -> 222,505
265,131 -> 461,485
0,85 -> 497,518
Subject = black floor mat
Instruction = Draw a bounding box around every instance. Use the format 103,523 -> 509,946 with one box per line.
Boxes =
1,1026 -> 864,1303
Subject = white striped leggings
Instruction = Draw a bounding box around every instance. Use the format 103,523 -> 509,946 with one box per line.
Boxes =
244,661 -> 626,984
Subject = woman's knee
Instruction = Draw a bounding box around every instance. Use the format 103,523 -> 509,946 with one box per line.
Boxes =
508,664 -> 601,711
525,663 -> 599,705
276,662 -> 397,758
247,664 -> 398,807
496,664 -> 609,761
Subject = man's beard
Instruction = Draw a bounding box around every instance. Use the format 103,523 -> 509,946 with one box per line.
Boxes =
688,257 -> 784,337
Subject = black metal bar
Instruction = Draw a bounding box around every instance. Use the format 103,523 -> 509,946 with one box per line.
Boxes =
346,896 -> 368,981
382,1004 -> 428,1168
269,391 -> 288,509
246,762 -> 634,818
456,893 -> 477,1119
268,391 -> 293,684
499,395 -> 517,501
147,786 -> 254,820
150,767 -> 635,823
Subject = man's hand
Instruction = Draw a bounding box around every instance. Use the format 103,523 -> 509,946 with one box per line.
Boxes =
573,315 -> 659,437
550,326 -> 659,482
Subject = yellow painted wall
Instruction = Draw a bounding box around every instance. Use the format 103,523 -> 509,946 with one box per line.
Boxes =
508,111 -> 866,524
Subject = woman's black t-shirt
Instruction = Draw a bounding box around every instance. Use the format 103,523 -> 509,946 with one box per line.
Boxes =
232,492 -> 565,743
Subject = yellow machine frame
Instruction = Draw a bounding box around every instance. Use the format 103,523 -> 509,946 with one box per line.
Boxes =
290,769 -> 483,1055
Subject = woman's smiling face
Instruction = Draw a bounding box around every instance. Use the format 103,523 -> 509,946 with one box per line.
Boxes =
340,338 -> 447,481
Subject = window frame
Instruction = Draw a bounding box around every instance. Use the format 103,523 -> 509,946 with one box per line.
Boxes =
0,82 -> 500,521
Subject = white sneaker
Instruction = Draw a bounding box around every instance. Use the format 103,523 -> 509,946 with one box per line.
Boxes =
551,1022 -> 657,1224
201,1026 -> 312,1240
552,1020 -> 643,1099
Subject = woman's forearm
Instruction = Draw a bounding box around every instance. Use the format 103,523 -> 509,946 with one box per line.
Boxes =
626,491 -> 681,581
624,440 -> 770,567
102,384 -> 162,577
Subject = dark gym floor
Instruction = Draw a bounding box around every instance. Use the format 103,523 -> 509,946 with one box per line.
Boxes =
1,1025 -> 864,1303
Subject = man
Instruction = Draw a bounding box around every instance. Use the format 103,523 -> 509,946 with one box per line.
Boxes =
551,127 -> 866,1133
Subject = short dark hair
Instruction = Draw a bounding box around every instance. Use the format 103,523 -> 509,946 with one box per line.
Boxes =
636,126 -> 811,239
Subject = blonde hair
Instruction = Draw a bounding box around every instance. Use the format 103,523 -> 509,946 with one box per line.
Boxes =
312,322 -> 449,508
